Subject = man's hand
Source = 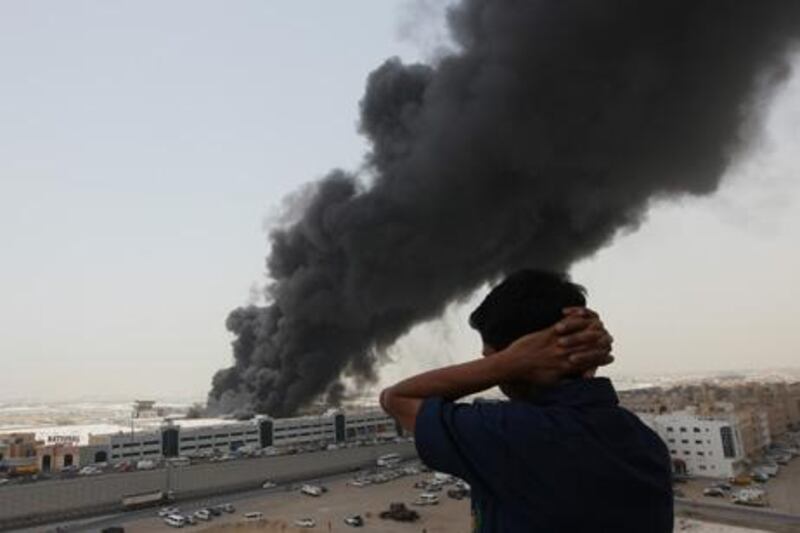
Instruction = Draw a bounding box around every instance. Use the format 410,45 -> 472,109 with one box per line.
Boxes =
501,307 -> 614,385
381,307 -> 614,432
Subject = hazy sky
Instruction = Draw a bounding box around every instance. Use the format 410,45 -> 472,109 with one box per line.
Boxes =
2,1 -> 799,402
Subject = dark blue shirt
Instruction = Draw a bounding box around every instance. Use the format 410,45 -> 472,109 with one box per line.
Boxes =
415,378 -> 673,532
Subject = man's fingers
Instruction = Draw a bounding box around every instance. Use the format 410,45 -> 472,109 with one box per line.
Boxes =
554,315 -> 594,335
558,329 -> 610,348
569,350 -> 615,368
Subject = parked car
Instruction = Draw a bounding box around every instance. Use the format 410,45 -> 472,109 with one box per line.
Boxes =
703,487 -> 726,497
217,503 -> 235,513
301,484 -> 323,497
163,514 -> 186,528
193,509 -> 211,521
294,517 -> 316,528
413,492 -> 440,506
79,466 -> 102,476
344,515 -> 364,527
159,507 -> 180,518
244,512 -> 263,521
262,480 -> 277,489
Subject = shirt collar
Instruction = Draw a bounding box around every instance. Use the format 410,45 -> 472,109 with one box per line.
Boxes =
529,377 -> 619,407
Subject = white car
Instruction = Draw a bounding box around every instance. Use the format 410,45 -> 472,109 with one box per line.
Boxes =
300,484 -> 323,497
164,514 -> 186,528
159,507 -> 180,518
262,480 -> 277,489
344,515 -> 364,527
294,517 -> 316,528
193,509 -> 211,521
413,492 -> 440,506
244,511 -> 264,521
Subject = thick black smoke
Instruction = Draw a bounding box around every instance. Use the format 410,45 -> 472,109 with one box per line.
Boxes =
209,0 -> 800,416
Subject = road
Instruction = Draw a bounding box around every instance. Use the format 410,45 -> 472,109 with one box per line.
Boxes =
676,499 -> 800,532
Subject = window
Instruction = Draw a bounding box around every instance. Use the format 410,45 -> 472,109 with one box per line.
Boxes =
667,427 -> 674,432
695,440 -> 703,445
699,465 -> 707,470
693,427 -> 701,433
697,451 -> 704,456
681,439 -> 689,444
720,426 -> 736,458
680,427 -> 687,433
684,450 -> 691,455
670,450 -> 676,455
668,438 -> 675,443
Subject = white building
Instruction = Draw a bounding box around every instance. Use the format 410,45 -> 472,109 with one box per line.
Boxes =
639,408 -> 747,478
81,409 -> 400,465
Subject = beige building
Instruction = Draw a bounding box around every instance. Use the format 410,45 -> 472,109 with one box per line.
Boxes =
36,441 -> 80,472
0,433 -> 39,460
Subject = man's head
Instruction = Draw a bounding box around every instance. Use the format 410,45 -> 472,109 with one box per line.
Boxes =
469,269 -> 587,398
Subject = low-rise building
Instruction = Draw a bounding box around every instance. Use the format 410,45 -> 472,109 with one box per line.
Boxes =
37,442 -> 80,472
639,407 -> 748,478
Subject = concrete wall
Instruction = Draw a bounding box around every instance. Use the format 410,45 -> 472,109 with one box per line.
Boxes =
0,442 -> 415,530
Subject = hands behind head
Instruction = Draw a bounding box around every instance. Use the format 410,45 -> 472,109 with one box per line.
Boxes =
502,307 -> 614,386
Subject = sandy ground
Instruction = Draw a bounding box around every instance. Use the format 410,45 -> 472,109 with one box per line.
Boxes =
121,466 -> 773,533
678,457 -> 800,514
125,471 -> 470,533
674,517 -> 768,532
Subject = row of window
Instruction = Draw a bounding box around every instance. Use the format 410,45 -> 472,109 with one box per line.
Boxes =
667,438 -> 712,445
670,448 -> 714,458
112,440 -> 160,449
665,426 -> 710,433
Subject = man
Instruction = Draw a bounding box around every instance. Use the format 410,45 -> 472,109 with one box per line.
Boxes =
380,270 -> 673,532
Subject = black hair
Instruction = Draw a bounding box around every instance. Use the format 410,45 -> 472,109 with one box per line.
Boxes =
469,269 -> 587,351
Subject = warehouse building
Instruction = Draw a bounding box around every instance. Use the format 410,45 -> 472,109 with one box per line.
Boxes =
78,409 -> 400,465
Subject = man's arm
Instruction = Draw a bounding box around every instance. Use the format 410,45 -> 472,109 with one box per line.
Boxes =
380,308 -> 613,432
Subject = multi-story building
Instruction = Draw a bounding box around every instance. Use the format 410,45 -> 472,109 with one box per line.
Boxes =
640,408 -> 747,478
77,409 -> 400,466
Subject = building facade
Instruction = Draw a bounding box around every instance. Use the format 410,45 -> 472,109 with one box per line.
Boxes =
640,408 -> 748,478
76,409 -> 400,465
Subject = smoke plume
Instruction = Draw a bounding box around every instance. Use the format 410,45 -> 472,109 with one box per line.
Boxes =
209,0 -> 800,416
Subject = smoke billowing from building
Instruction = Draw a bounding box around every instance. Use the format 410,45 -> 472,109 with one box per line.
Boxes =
209,0 -> 800,416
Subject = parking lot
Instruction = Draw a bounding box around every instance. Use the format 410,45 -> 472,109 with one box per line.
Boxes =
678,454 -> 800,515
122,466 -> 471,533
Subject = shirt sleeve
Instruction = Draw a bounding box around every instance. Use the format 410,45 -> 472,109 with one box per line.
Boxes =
414,397 -> 512,496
